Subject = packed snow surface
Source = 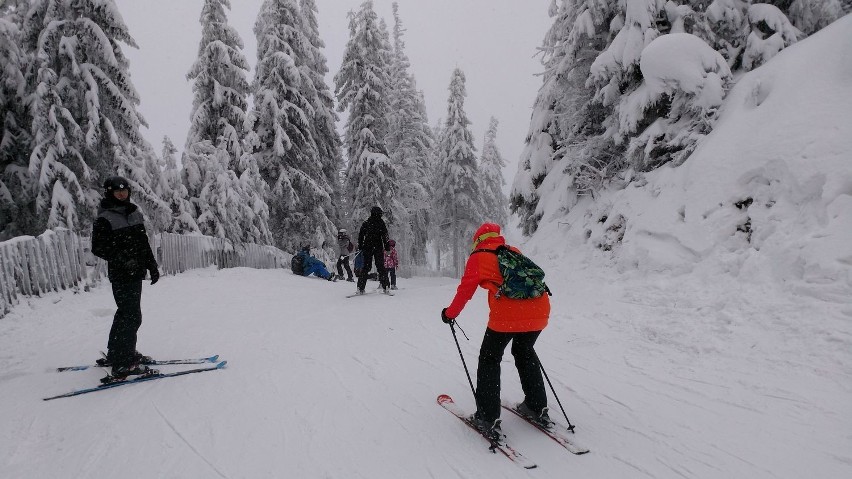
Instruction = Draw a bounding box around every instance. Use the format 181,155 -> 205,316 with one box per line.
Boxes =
0,264 -> 849,478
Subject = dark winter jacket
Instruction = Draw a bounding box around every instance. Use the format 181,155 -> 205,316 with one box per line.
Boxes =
358,211 -> 389,253
91,197 -> 158,283
337,233 -> 354,257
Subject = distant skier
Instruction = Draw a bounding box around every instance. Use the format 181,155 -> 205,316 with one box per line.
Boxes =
91,176 -> 160,379
384,239 -> 399,290
440,223 -> 551,438
356,206 -> 391,294
336,228 -> 355,282
292,245 -> 336,281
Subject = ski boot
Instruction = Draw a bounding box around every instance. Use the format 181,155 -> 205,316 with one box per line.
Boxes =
516,402 -> 554,429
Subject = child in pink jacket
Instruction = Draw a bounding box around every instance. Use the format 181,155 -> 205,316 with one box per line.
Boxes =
384,239 -> 399,290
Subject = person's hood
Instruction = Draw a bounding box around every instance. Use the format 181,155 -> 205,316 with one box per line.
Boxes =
471,222 -> 503,251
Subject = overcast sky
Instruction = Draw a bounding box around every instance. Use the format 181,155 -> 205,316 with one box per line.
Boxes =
115,0 -> 552,184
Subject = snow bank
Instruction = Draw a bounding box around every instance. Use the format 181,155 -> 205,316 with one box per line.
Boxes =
527,14 -> 852,302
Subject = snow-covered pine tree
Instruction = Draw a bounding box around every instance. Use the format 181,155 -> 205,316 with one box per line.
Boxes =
429,117 -> 449,271
386,2 -> 434,267
479,117 -> 507,226
250,0 -> 336,252
160,136 -> 198,234
0,4 -> 32,238
742,4 -> 802,71
184,140 -> 268,244
23,0 -> 162,233
184,0 -> 268,245
624,33 -> 732,169
237,151 -> 272,245
587,0 -> 662,151
28,65 -> 89,232
511,0 -> 614,234
435,68 -> 482,274
787,0 -> 844,34
335,1 -> 399,226
299,0 -> 344,225
186,0 -> 250,172
121,142 -> 170,233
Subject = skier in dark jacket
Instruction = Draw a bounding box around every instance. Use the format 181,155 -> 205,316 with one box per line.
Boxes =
356,206 -> 390,294
91,176 -> 160,379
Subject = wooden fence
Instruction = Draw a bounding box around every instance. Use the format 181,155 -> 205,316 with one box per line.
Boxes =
0,229 -> 90,318
157,233 -> 290,275
0,230 -> 289,319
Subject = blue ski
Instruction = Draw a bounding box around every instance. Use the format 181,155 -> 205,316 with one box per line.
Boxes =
56,355 -> 220,372
44,361 -> 227,401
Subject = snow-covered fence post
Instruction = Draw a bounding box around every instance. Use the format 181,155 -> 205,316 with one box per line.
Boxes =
157,232 -> 289,274
0,229 -> 95,319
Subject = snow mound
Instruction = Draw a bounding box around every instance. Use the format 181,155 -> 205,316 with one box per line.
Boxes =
527,15 -> 852,302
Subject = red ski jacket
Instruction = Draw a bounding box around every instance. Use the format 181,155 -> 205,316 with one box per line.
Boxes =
445,236 -> 549,332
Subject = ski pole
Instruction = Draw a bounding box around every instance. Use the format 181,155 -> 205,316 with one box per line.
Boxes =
536,353 -> 576,433
448,320 -> 477,400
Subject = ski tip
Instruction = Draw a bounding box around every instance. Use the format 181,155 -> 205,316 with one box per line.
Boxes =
209,355 -> 219,362
215,360 -> 228,369
437,394 -> 453,405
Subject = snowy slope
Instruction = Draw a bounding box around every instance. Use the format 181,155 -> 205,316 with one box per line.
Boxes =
1,13 -> 851,479
531,14 -> 852,303
0,264 -> 850,478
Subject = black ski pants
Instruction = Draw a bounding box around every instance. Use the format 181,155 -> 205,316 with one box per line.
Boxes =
107,280 -> 143,367
336,255 -> 353,280
356,248 -> 389,290
475,328 -> 547,422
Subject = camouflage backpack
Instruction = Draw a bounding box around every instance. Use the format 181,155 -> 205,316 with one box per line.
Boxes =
474,245 -> 551,299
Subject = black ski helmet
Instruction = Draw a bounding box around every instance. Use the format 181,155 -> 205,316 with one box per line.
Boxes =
370,206 -> 383,217
103,176 -> 131,197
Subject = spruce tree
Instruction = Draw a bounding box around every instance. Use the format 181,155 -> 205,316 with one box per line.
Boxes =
435,68 -> 482,274
186,0 -> 250,172
184,140 -> 270,244
160,137 -> 198,234
335,1 -> 399,225
479,117 -> 507,226
24,0 -> 164,232
250,0 -> 336,252
0,5 -> 31,238
511,0 -> 614,234
184,0 -> 268,245
386,2 -> 434,267
298,0 -> 343,230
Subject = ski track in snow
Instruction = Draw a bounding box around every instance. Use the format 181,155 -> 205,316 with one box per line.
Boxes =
0,267 -> 850,478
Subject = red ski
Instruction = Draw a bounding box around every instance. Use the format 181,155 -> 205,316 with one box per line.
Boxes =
502,402 -> 589,455
437,394 -> 537,469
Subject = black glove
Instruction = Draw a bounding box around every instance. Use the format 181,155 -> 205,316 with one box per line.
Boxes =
385,243 -> 391,252
149,267 -> 160,285
441,308 -> 455,324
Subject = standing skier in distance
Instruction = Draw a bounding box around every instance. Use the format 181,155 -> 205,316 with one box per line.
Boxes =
91,176 -> 160,379
440,222 -> 551,438
356,206 -> 391,294
336,228 -> 355,282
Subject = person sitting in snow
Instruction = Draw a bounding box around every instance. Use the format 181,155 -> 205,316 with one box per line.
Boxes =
293,245 -> 336,281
